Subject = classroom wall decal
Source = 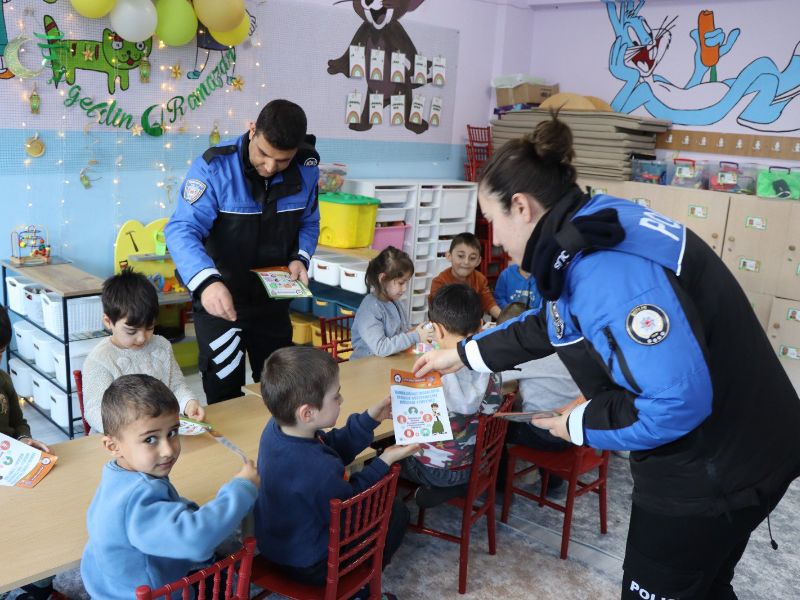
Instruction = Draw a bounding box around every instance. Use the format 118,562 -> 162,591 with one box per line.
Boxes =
607,0 -> 800,132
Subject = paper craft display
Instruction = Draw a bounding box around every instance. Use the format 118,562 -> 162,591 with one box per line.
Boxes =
409,95 -> 425,125
179,418 -> 211,436
370,48 -> 385,80
349,45 -> 366,78
432,56 -> 447,86
429,97 -> 443,127
0,433 -> 57,488
346,91 -> 363,124
390,369 -> 453,445
390,52 -> 406,83
252,267 -> 313,299
390,95 -> 406,126
413,54 -> 427,84
369,94 -> 384,125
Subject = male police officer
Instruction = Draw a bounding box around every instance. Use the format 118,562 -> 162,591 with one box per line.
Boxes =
166,100 -> 319,403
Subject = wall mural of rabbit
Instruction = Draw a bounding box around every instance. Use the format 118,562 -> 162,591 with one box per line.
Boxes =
328,0 -> 430,134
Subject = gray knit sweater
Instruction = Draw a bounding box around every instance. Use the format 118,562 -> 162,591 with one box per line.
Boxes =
351,293 -> 419,360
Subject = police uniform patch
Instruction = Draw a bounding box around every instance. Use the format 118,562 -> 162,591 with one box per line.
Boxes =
183,179 -> 207,204
626,304 -> 669,345
304,157 -> 318,167
550,301 -> 565,340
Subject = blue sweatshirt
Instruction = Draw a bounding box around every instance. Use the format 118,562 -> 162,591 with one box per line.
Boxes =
255,412 -> 389,568
493,264 -> 542,310
81,461 -> 257,599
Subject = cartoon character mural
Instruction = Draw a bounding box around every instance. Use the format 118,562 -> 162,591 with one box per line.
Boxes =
0,0 -> 14,79
328,0 -> 430,134
42,15 -> 152,94
188,12 -> 256,82
607,0 -> 800,132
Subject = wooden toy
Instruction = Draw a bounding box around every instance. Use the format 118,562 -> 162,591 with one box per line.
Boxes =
10,225 -> 51,266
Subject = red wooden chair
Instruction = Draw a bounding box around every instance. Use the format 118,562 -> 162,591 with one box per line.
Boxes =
466,125 -> 493,154
73,369 -> 90,436
405,394 -> 515,594
135,537 -> 257,599
501,445 -> 610,559
251,464 -> 401,600
465,144 -> 491,182
319,315 -> 353,362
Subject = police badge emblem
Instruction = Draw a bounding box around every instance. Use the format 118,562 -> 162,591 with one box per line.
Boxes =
626,304 -> 669,345
183,179 -> 207,204
550,301 -> 565,339
304,157 -> 319,167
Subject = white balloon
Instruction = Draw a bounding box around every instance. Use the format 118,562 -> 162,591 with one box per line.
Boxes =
109,0 -> 157,43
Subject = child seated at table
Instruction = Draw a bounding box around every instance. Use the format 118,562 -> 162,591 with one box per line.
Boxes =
351,246 -> 433,359
402,284 -> 503,507
429,232 -> 500,319
254,346 -> 419,594
80,374 -> 258,599
493,262 -> 542,311
82,269 -> 204,433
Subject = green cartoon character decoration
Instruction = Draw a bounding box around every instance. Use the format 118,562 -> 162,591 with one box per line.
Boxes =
430,402 -> 444,435
42,14 -> 152,94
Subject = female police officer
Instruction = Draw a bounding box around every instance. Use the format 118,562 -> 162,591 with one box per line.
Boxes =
415,114 -> 800,599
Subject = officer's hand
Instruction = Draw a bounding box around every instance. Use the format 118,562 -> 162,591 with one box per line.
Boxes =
288,260 -> 309,285
201,281 -> 237,322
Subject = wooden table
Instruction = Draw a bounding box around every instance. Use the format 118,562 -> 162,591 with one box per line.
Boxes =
1,354 -> 415,592
1,260 -> 104,298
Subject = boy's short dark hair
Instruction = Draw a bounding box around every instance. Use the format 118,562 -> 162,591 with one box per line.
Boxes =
261,346 -> 338,426
102,374 -> 179,438
102,269 -> 159,328
428,284 -> 483,337
255,99 -> 307,150
0,305 -> 10,349
497,302 -> 527,325
449,232 -> 482,254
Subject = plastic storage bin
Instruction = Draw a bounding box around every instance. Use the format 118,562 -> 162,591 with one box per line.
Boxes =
12,321 -> 37,360
376,207 -> 406,222
290,312 -> 317,345
289,296 -> 313,313
318,163 -> 347,193
8,357 -> 33,397
708,161 -> 757,195
6,276 -> 32,314
318,193 -> 380,248
339,262 -> 368,295
22,285 -> 50,325
310,322 -> 323,347
440,187 -> 473,220
632,158 -> 667,185
372,224 -> 410,252
668,159 -> 709,189
41,293 -> 103,338
30,373 -> 51,410
49,389 -> 80,428
756,167 -> 800,199
52,338 -> 102,388
311,255 -> 359,286
32,332 -> 60,374
312,297 -> 339,319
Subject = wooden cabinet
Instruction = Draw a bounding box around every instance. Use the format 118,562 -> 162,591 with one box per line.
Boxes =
775,203 -> 800,300
766,297 -> 800,389
669,188 -> 729,257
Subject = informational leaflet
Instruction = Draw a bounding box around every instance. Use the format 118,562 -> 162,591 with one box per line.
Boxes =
252,267 -> 312,299
0,433 -> 58,488
390,369 -> 453,445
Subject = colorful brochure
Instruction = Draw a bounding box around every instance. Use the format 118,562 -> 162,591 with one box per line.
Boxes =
0,433 -> 57,488
252,267 -> 312,299
390,369 -> 453,445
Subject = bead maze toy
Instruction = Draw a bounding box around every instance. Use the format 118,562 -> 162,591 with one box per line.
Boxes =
10,225 -> 51,265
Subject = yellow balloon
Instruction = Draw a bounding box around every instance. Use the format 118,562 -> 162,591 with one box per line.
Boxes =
70,0 -> 117,19
208,13 -> 249,47
195,0 -> 245,33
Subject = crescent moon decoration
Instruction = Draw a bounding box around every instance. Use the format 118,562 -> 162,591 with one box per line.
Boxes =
4,36 -> 45,80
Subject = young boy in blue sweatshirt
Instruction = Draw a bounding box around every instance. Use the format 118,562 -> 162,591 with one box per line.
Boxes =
81,374 -> 259,599
254,346 -> 419,593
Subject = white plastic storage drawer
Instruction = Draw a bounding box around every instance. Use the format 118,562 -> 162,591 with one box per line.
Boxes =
439,221 -> 472,236
22,285 -> 50,325
440,188 -> 473,220
50,389 -> 80,428
32,332 -> 60,374
53,338 -> 103,389
414,242 -> 436,260
414,258 -> 433,275
412,274 -> 431,292
374,187 -> 416,206
419,187 -> 437,206
30,373 -> 51,410
411,293 -> 427,309
311,256 -> 358,286
12,321 -> 37,360
416,224 -> 432,239
410,308 -> 428,326
6,276 -> 32,314
339,262 -> 369,295
8,358 -> 33,397
42,294 -> 103,338
376,207 -> 406,222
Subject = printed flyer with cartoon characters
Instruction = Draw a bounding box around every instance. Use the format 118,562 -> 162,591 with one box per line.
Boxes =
0,434 -> 57,488
390,369 -> 453,445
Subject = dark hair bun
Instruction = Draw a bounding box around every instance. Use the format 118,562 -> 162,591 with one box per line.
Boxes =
527,111 -> 574,165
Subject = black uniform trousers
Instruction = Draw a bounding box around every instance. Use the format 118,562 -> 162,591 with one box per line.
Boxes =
194,301 -> 292,404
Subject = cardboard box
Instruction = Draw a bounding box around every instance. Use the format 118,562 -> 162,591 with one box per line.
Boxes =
495,83 -> 559,106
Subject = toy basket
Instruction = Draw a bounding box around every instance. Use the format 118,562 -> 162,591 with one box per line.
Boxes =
709,161 -> 757,195
668,158 -> 709,189
5,276 -> 33,314
22,285 -> 50,325
318,193 -> 380,248
632,158 -> 667,185
41,293 -> 103,338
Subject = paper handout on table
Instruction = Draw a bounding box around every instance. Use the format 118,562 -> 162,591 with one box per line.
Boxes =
252,266 -> 312,299
0,433 -> 57,488
390,369 -> 453,445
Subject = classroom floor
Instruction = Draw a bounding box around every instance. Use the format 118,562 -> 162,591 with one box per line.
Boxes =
17,367 -> 800,600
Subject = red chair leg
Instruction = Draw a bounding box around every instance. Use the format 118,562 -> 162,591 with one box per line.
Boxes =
599,478 -> 608,534
539,471 -> 549,507
560,476 -> 578,560
501,453 -> 517,523
458,518 -> 472,594
487,489 -> 497,555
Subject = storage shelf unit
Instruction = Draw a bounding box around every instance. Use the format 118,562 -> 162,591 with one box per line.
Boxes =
2,261 -> 107,439
343,179 -> 478,325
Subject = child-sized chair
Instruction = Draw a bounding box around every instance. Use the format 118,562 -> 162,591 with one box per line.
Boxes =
135,538 -> 257,599
500,445 -> 610,559
73,370 -> 90,436
250,464 -> 401,600
319,315 -> 354,362
405,394 -> 514,594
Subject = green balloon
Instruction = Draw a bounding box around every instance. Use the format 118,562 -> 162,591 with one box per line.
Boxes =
155,0 -> 198,47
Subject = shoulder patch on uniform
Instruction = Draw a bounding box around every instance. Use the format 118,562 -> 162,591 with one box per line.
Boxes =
183,179 -> 207,204
626,304 -> 669,345
304,157 -> 318,167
